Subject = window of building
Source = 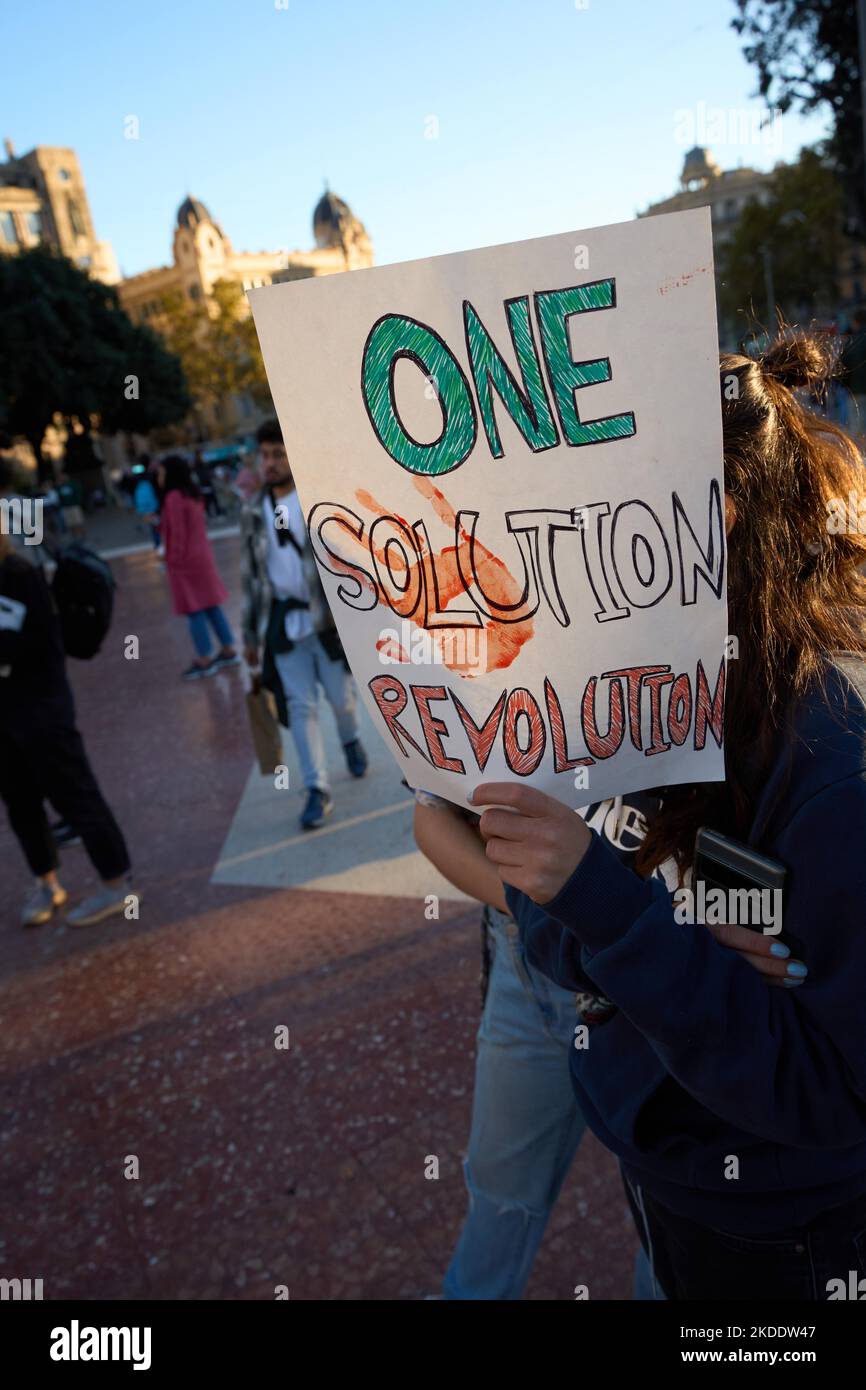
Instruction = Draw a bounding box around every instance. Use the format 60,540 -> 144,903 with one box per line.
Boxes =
77,254 -> 92,269
58,168 -> 71,182
0,210 -> 17,245
67,196 -> 86,239
26,210 -> 43,241
189,284 -> 201,301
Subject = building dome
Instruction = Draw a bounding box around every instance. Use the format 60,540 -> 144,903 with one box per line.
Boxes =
313,190 -> 352,248
177,195 -> 214,230
680,147 -> 721,190
312,188 -> 372,257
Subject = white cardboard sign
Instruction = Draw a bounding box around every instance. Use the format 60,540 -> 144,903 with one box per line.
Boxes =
250,208 -> 727,809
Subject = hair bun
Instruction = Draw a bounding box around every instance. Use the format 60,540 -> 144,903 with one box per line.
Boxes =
758,332 -> 835,391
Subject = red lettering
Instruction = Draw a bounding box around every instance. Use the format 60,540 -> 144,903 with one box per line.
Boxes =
450,689 -> 506,772
667,672 -> 692,746
581,675 -> 625,759
602,664 -> 671,751
644,672 -> 674,756
411,685 -> 465,773
694,657 -> 725,750
368,675 -> 430,761
544,677 -> 594,772
503,688 -> 546,776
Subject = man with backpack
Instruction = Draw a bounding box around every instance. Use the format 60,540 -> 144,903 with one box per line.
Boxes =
0,459 -> 137,928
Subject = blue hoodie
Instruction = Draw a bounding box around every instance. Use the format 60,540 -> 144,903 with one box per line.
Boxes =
506,655 -> 866,1234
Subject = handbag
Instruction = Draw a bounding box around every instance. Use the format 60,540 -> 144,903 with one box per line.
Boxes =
245,675 -> 284,774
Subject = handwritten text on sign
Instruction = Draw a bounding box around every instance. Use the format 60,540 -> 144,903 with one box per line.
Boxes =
251,210 -> 727,807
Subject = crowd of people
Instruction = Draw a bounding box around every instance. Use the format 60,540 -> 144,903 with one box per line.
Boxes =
3,327 -> 866,1301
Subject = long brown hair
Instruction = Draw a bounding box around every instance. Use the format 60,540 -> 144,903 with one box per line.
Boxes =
636,330 -> 866,878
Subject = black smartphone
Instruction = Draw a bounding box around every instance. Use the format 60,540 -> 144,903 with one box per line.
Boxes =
694,827 -> 787,934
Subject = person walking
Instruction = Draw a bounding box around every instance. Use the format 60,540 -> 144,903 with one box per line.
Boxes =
240,417 -> 368,830
132,455 -> 162,553
0,490 -> 138,928
158,455 -> 239,680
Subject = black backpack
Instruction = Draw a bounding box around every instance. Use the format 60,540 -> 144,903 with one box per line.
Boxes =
52,543 -> 115,659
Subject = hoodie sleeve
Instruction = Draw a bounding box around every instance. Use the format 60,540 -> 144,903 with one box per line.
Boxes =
506,773 -> 866,1149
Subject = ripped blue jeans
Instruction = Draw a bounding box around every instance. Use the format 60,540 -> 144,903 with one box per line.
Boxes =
443,906 -> 588,1300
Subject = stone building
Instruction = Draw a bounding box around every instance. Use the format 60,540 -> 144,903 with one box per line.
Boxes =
0,139 -> 119,283
642,146 -> 866,332
118,188 -> 373,326
641,146 -> 775,251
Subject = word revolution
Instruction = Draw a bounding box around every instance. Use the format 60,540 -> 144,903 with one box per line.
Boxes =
368,658 -> 725,777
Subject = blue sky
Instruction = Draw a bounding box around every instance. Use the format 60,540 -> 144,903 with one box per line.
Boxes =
5,0 -> 830,279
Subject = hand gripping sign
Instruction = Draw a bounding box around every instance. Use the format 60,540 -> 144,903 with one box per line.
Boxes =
250,209 -> 727,810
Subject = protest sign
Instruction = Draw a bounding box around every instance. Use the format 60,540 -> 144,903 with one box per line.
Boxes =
250,208 -> 727,809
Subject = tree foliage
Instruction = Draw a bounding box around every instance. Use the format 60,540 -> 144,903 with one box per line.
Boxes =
0,246 -> 190,468
717,146 -> 844,329
155,278 -> 271,431
732,0 -> 864,232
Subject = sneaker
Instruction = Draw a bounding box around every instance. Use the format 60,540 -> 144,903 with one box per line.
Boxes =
343,738 -> 369,779
51,819 -> 82,849
66,878 -> 140,927
181,661 -> 217,681
22,880 -> 68,927
300,788 -> 333,830
210,649 -> 242,670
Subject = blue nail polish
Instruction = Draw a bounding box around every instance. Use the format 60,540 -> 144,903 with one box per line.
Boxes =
769,942 -> 790,958
786,962 -> 808,979
783,978 -> 804,988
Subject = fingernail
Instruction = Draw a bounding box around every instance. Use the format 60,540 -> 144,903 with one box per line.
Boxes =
769,942 -> 790,958
783,977 -> 804,988
786,962 -> 808,979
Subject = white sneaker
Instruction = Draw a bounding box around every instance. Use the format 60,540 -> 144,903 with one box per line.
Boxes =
22,880 -> 68,927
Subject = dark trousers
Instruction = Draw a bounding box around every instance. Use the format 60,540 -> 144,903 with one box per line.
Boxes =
0,719 -> 130,881
624,1171 -> 866,1300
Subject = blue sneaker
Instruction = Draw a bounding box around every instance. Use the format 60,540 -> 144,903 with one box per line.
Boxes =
343,738 -> 369,779
301,788 -> 333,830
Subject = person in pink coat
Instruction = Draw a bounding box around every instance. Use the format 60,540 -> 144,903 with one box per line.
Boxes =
157,455 -> 240,681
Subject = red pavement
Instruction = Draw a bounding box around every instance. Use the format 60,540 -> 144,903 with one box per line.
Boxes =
0,537 -> 637,1299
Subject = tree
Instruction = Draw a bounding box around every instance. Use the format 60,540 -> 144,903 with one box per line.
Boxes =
0,246 -> 190,477
717,146 -> 843,331
732,0 -> 864,233
156,278 -> 271,434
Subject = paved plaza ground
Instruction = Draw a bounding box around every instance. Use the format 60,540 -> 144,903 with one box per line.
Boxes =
0,522 -> 637,1300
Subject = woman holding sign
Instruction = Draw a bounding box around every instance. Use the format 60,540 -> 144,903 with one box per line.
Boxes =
469,333 -> 866,1300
